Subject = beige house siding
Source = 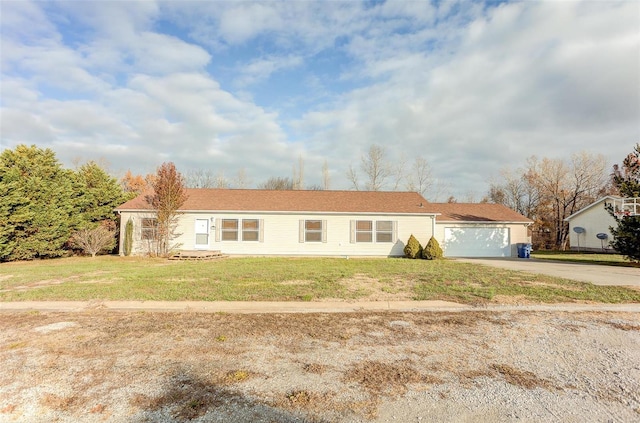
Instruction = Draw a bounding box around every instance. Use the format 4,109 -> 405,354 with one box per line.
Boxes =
434,222 -> 531,257
567,203 -> 617,252
119,211 -> 435,257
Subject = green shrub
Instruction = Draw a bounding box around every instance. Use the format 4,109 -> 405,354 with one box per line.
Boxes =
124,218 -> 133,256
422,236 -> 443,260
403,234 -> 423,259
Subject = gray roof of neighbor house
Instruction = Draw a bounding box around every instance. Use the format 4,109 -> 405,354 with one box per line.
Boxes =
116,189 -> 532,223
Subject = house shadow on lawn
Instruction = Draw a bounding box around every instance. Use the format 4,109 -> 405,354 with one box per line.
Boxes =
128,369 -> 324,423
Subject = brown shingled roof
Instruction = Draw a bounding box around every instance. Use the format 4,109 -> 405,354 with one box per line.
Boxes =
421,202 -> 532,223
116,189 -> 434,214
116,189 -> 531,222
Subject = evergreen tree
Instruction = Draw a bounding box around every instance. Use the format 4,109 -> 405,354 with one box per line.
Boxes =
422,236 -> 444,260
609,144 -> 640,262
74,161 -> 127,228
403,234 -> 423,259
0,145 -> 78,261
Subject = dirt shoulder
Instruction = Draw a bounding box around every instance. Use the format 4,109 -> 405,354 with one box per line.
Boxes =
1,309 -> 639,422
2,300 -> 640,314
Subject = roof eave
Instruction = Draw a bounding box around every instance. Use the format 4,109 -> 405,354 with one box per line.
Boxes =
564,195 -> 621,221
436,220 -> 533,225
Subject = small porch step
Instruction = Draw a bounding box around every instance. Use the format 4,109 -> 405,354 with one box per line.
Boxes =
168,250 -> 228,260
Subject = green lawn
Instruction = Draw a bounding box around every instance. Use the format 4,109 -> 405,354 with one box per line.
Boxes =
532,251 -> 638,267
0,256 -> 638,304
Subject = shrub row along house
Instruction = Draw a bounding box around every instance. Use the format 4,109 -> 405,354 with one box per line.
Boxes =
115,189 -> 532,258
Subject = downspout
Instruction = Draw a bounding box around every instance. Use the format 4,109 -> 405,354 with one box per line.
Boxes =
431,215 -> 436,238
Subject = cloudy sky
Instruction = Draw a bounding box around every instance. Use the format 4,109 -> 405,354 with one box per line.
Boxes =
1,0 -> 638,199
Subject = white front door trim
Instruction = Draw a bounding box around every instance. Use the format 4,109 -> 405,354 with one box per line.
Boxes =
194,218 -> 210,249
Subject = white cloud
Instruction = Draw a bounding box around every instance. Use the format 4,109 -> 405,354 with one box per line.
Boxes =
234,55 -> 304,86
1,0 -> 638,197
292,1 -> 639,196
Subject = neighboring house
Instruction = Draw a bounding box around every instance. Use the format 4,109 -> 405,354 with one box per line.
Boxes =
565,196 -> 638,252
115,189 -> 532,258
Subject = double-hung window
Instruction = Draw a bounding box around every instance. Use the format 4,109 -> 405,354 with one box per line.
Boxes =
219,219 -> 263,242
221,219 -> 238,241
242,219 -> 260,241
305,220 -> 323,242
376,221 -> 394,242
141,218 -> 157,240
355,220 -> 373,242
351,220 -> 396,243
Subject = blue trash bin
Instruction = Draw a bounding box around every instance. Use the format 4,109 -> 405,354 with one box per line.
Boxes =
523,243 -> 531,259
517,243 -> 525,258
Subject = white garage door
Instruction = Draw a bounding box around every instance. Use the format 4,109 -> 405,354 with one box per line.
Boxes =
444,227 -> 510,257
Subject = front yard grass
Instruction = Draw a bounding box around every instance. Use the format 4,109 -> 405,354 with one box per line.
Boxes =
532,251 -> 638,267
0,256 -> 638,304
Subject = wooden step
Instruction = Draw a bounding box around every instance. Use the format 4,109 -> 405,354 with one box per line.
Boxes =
168,250 -> 228,260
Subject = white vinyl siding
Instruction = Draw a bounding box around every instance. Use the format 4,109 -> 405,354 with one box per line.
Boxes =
120,211 -> 435,257
567,200 -> 617,252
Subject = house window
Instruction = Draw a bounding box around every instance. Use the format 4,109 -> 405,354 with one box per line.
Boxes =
355,220 -> 373,242
376,221 -> 393,242
305,220 -> 323,242
242,219 -> 260,241
141,218 -> 157,240
221,219 -> 238,241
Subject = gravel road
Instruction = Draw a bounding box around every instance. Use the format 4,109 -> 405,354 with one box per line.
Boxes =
1,310 -> 638,422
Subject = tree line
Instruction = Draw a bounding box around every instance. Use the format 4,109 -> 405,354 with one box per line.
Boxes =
487,145 -> 639,257
0,145 -> 130,261
2,143 -> 638,261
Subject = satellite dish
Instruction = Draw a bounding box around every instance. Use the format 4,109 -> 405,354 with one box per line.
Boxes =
596,233 -> 608,240
573,227 -> 585,234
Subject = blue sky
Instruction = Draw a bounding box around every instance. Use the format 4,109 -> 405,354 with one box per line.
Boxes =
1,0 -> 638,199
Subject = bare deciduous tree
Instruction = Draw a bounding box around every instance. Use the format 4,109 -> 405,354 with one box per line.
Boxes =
258,176 -> 294,190
234,168 -> 250,189
488,162 -> 540,218
346,163 -> 360,191
185,169 -> 216,188
322,160 -> 330,190
362,144 -> 391,191
71,225 -> 116,257
405,156 -> 433,196
292,155 -> 304,190
490,152 -> 608,250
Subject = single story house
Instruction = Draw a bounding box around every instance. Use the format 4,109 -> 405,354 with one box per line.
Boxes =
565,196 -> 637,252
115,189 -> 532,258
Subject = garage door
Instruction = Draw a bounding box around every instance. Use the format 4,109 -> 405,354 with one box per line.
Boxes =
443,227 -> 510,257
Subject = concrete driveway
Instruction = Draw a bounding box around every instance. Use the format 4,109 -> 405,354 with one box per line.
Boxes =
454,258 -> 640,287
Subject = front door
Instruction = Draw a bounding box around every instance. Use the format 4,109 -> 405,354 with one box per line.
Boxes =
194,219 -> 209,249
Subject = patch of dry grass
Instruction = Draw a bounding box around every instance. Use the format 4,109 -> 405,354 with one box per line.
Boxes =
344,360 -> 441,396
490,364 -> 557,390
